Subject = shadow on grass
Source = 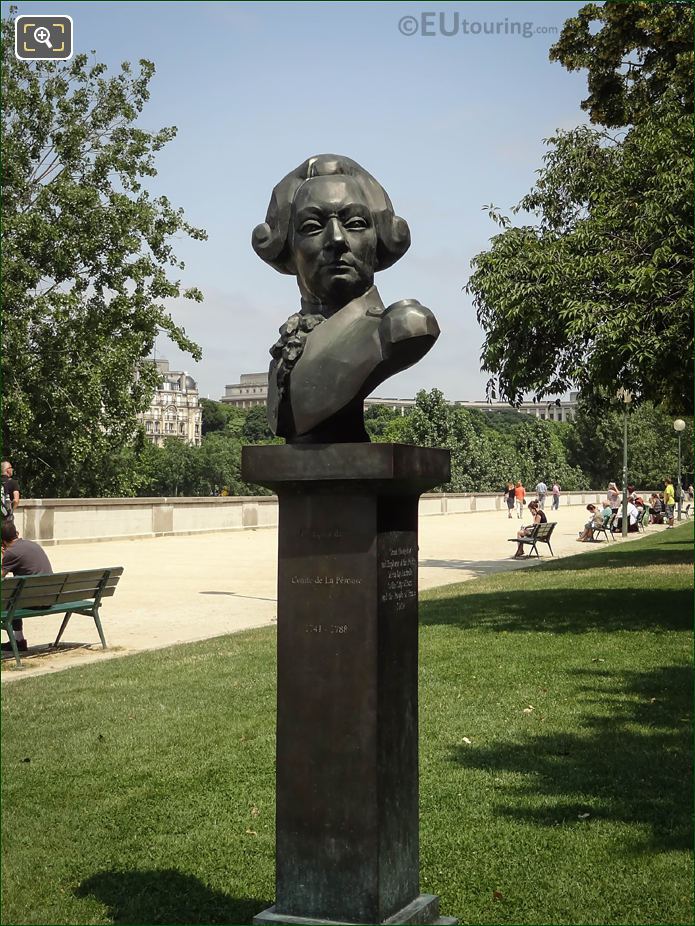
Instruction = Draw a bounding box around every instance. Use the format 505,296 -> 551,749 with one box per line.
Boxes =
541,544 -> 693,573
421,586 -> 692,633
419,557 -> 533,576
76,869 -> 269,924
450,664 -> 693,853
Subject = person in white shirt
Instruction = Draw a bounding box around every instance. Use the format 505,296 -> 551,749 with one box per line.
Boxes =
617,500 -> 640,533
607,482 -> 621,510
577,504 -> 605,542
627,501 -> 639,525
535,480 -> 548,509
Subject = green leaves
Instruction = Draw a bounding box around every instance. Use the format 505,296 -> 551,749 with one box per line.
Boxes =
549,1 -> 693,128
1,10 -> 207,496
467,98 -> 693,414
467,3 -> 693,416
566,400 -> 693,489
391,390 -> 584,492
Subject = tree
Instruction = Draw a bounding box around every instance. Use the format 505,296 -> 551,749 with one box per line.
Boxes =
2,8 -> 206,497
512,419 -> 584,491
626,408 -> 693,491
399,390 -> 516,493
154,438 -> 196,497
200,399 -> 245,436
242,405 -> 274,443
403,389 -> 452,448
465,407 -> 527,438
549,1 -> 693,128
364,404 -> 405,441
566,400 -> 693,490
397,389 -> 464,490
131,439 -> 166,497
467,6 -> 693,414
565,400 -> 623,488
200,399 -> 228,436
379,415 -> 412,444
194,432 -> 245,496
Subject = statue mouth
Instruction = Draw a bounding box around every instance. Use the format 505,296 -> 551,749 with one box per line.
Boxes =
326,259 -> 356,273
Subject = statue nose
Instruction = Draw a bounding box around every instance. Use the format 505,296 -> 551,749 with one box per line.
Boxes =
326,217 -> 348,251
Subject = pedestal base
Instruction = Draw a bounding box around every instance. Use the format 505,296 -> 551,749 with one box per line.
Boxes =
253,892 -> 457,925
242,444 -> 453,926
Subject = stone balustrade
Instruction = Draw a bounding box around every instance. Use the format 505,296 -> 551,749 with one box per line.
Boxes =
14,492 -> 615,546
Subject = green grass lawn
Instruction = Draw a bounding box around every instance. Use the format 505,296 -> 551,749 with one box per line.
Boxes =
2,525 -> 692,925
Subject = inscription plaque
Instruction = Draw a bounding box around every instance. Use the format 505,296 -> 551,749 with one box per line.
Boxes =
379,537 -> 418,610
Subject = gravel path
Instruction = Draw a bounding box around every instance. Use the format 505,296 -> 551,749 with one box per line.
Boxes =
2,505 -> 656,681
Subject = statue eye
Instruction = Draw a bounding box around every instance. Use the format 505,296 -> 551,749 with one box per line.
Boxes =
344,217 -> 368,230
298,219 -> 324,236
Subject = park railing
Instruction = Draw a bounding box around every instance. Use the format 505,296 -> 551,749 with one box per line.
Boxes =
16,491 -> 619,546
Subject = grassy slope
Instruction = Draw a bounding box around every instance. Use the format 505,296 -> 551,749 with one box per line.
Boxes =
2,525 -> 692,925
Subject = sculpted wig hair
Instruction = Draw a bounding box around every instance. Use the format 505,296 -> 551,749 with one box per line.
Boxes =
252,154 -> 411,275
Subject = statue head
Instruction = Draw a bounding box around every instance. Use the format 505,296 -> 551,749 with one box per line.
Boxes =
252,155 -> 411,311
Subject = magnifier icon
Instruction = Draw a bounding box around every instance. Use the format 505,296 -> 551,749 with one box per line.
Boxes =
34,26 -> 53,49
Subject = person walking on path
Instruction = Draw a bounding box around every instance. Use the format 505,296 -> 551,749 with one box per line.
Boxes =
551,481 -> 561,510
514,480 -> 526,519
1,461 -> 20,523
664,478 -> 676,528
535,479 -> 548,510
1,522 -> 53,653
503,482 -> 515,519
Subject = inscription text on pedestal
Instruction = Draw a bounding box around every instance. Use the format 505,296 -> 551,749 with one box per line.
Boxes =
379,542 -> 417,612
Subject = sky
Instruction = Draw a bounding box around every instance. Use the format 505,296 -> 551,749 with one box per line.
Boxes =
6,0 -> 590,402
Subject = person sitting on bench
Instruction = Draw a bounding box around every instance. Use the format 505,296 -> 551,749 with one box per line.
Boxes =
615,499 -> 640,533
1,522 -> 53,653
577,504 -> 605,542
649,493 -> 664,523
513,500 -> 546,558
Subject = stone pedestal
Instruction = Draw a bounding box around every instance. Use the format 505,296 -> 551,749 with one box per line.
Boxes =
242,444 -> 454,926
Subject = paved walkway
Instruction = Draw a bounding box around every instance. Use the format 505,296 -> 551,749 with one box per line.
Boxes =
2,505 -> 658,681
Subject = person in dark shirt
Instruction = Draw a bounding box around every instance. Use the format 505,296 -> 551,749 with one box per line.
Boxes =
512,500 -> 547,558
1,522 -> 53,652
1,460 -> 20,522
503,482 -> 516,519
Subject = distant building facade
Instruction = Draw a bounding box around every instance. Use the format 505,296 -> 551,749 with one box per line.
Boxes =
139,359 -> 202,446
220,372 -> 578,422
221,372 -> 271,409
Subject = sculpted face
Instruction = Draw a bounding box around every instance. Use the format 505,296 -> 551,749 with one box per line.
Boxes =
290,175 -> 378,311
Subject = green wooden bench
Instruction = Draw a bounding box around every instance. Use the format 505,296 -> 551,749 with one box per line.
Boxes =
1,567 -> 123,669
508,521 -> 557,558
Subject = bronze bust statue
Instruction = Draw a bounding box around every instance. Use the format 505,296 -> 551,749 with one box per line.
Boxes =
252,155 -> 440,443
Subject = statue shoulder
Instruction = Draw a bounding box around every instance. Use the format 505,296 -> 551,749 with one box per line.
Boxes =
382,299 -> 440,343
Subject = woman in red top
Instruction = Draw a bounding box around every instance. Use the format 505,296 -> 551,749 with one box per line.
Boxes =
514,481 -> 526,519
